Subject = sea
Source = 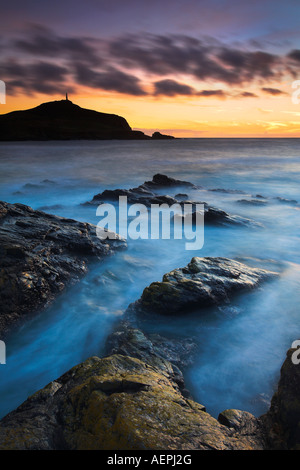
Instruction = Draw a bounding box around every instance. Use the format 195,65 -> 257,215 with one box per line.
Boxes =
0,138 -> 299,419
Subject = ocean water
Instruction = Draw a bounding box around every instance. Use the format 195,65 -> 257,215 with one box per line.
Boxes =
0,138 -> 300,419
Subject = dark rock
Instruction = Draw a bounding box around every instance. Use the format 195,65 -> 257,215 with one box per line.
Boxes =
262,345 -> 300,449
209,188 -> 247,194
106,322 -> 197,387
131,257 -> 278,316
151,131 -> 175,140
142,173 -> 197,190
87,174 -> 198,206
237,199 -> 268,206
0,201 -> 126,336
175,193 -> 188,200
174,205 -> 263,227
89,187 -> 179,207
274,197 -> 298,205
0,354 -> 266,450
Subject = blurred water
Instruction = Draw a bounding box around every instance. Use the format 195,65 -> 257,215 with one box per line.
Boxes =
0,138 -> 300,418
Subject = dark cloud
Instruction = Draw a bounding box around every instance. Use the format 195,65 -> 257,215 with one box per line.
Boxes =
154,79 -> 195,96
261,87 -> 287,95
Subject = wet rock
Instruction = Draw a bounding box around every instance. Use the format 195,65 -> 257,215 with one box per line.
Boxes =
105,324 -> 186,390
106,322 -> 197,394
0,354 -> 266,450
175,193 -> 188,200
174,205 -> 263,227
87,175 -> 261,227
131,257 -> 278,316
0,201 -> 126,336
88,187 -> 179,207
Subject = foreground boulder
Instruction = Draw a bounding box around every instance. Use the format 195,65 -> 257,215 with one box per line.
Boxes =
0,354 -> 266,450
0,201 -> 125,336
86,174 -> 197,207
131,257 -> 278,315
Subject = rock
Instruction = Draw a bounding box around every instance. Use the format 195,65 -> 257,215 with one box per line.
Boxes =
274,197 -> 298,205
88,187 -> 180,207
141,173 -> 197,190
151,131 -> 175,140
237,199 -> 268,206
87,175 -> 260,227
130,257 -> 278,316
262,345 -> 300,449
0,354 -> 266,450
209,188 -> 247,194
105,324 -> 187,391
175,193 -> 188,200
174,205 -> 263,227
0,201 -> 126,336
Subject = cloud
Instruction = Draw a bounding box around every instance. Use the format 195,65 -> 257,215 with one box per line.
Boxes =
261,87 -> 287,95
197,89 -> 226,98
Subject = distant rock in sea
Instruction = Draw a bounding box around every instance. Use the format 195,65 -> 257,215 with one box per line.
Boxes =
0,99 -> 175,141
151,131 -> 175,140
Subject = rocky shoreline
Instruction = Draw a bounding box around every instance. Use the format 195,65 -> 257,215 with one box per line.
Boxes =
0,174 -> 299,450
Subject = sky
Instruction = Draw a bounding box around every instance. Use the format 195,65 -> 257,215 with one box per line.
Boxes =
1,0 -> 300,137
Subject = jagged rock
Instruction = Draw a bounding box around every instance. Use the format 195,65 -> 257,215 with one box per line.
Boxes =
0,354 -> 266,450
0,201 -> 126,336
105,324 -> 187,392
86,175 -> 261,227
175,193 -> 189,200
174,205 -> 263,227
262,345 -> 300,449
130,257 -> 278,315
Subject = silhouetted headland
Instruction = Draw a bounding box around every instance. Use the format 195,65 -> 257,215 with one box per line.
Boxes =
0,99 -> 175,141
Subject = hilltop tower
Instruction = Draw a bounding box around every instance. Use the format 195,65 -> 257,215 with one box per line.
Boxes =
66,93 -> 69,101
